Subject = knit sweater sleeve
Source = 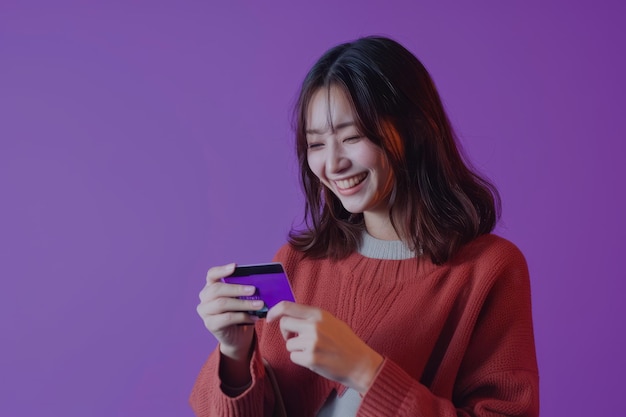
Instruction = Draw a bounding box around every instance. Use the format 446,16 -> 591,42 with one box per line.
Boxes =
188,330 -> 279,417
357,240 -> 540,417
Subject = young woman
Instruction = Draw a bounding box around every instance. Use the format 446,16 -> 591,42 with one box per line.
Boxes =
191,36 -> 539,417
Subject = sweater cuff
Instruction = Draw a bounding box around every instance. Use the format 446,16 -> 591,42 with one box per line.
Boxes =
212,340 -> 269,415
357,357 -> 415,416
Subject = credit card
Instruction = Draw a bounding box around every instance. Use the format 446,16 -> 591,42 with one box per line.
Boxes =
222,263 -> 295,318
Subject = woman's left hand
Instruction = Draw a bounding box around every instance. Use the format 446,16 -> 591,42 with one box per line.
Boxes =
266,301 -> 383,394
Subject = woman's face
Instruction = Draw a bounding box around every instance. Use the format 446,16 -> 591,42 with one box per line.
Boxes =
305,86 -> 394,220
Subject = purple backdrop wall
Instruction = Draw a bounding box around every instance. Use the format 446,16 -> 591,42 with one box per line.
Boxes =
1,1 -> 624,416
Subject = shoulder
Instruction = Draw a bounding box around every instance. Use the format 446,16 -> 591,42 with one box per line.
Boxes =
272,244 -> 315,280
450,234 -> 530,291
454,234 -> 527,270
272,243 -> 307,266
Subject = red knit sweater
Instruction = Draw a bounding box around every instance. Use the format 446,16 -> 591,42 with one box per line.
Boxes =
190,234 -> 539,416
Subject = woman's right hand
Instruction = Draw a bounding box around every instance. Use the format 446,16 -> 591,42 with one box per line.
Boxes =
197,263 -> 263,362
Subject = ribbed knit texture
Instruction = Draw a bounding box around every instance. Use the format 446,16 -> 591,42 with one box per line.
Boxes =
189,234 -> 539,417
358,232 -> 416,260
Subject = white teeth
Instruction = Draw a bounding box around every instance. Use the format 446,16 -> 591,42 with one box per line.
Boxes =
335,173 -> 367,190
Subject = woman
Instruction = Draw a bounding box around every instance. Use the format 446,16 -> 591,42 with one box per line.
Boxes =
191,36 -> 539,417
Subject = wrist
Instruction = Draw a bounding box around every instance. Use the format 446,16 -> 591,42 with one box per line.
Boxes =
219,344 -> 254,394
219,330 -> 255,361
219,343 -> 251,362
353,351 -> 384,394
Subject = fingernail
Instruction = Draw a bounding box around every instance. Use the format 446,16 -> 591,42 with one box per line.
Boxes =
243,285 -> 256,294
251,300 -> 264,308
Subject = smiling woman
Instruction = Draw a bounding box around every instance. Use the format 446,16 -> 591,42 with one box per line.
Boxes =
190,36 -> 539,417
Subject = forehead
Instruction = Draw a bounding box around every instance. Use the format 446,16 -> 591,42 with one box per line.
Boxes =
305,86 -> 356,134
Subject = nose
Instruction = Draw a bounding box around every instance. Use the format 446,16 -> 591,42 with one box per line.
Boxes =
327,144 -> 350,174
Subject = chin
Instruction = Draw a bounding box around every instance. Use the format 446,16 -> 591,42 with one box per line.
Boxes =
338,202 -> 367,215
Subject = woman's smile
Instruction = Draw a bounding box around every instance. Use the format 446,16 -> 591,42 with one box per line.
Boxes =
334,172 -> 368,192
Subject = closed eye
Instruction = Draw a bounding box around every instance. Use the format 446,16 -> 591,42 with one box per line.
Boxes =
307,142 -> 324,149
343,136 -> 362,143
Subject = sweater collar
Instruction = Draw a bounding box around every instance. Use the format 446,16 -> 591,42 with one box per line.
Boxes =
358,231 -> 416,260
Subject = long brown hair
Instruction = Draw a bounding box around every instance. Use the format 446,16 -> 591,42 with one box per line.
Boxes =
288,36 -> 500,264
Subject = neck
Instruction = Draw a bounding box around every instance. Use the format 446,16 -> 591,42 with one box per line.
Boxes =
363,211 -> 399,241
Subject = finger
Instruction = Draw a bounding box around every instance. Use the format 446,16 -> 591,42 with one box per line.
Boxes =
289,350 -> 315,370
202,310 -> 257,332
285,335 -> 311,352
198,297 -> 266,317
199,280 -> 256,302
267,301 -> 322,323
205,263 -> 237,285
278,316 -> 311,341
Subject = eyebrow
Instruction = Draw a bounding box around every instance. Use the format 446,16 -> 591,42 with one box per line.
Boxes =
306,121 -> 356,135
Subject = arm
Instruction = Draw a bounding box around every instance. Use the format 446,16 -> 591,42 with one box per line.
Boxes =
189,263 -> 279,417
359,361 -> 537,417
358,243 -> 539,417
189,332 -> 278,417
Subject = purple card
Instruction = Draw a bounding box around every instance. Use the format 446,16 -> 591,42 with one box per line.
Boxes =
222,263 -> 295,318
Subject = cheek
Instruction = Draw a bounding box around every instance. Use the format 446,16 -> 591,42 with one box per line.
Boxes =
306,153 -> 324,180
356,146 -> 387,174
366,150 -> 394,190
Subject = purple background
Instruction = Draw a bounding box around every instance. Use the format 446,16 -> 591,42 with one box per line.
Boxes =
1,1 -> 624,416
